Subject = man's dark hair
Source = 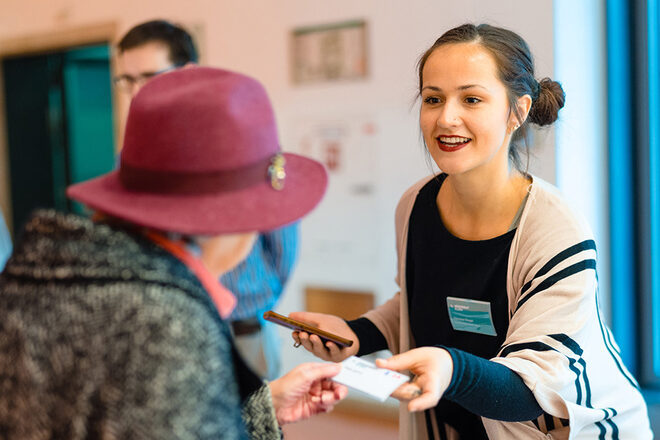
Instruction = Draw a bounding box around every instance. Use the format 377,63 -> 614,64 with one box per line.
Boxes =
118,20 -> 198,65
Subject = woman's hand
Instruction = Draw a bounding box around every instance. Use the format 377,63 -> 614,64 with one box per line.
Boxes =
289,311 -> 359,362
376,347 -> 453,412
268,362 -> 348,425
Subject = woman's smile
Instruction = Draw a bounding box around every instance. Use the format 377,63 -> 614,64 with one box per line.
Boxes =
437,135 -> 472,152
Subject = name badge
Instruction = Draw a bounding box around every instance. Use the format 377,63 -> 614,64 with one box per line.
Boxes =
446,296 -> 497,336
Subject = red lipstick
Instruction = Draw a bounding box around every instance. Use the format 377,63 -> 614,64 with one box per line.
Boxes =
436,136 -> 471,152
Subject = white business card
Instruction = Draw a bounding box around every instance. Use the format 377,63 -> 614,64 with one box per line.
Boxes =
332,356 -> 409,402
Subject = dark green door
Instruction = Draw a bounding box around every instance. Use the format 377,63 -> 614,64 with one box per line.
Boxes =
62,46 -> 116,214
2,44 -> 115,234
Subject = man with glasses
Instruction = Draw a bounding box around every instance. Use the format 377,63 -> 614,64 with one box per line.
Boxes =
114,20 -> 196,97
113,20 -> 299,380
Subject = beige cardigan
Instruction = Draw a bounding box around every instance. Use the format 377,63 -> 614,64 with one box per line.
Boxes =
363,175 -> 651,440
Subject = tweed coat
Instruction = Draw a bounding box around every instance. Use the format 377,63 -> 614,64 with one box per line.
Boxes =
0,210 -> 280,439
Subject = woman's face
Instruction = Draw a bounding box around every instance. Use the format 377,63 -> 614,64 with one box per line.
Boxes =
197,232 -> 258,277
420,42 -> 517,178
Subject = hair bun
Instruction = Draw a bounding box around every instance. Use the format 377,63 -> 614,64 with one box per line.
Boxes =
528,78 -> 565,126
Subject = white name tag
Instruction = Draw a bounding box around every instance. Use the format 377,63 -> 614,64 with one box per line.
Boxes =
332,356 -> 409,402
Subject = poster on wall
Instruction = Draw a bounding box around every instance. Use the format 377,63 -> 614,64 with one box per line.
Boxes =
289,116 -> 379,270
290,20 -> 368,84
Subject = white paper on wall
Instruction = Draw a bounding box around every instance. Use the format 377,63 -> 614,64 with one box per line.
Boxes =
288,116 -> 379,275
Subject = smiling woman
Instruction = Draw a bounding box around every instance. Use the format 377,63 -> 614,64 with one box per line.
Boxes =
419,43 -> 516,181
417,25 -> 564,177
289,23 -> 652,440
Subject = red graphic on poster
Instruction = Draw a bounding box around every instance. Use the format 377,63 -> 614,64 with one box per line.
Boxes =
325,141 -> 341,172
362,122 -> 376,135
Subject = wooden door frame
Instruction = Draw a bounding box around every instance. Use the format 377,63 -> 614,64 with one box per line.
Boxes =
0,22 -> 118,235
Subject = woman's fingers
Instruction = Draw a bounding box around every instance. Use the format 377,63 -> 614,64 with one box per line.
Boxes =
298,332 -> 319,354
324,341 -> 342,358
376,351 -> 421,372
307,333 -> 328,353
335,383 -> 349,400
408,389 -> 440,412
289,311 -> 320,326
295,332 -> 334,360
390,381 -> 423,401
377,347 -> 452,411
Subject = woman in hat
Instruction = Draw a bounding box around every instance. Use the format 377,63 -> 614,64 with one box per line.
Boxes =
291,23 -> 652,439
0,66 -> 345,439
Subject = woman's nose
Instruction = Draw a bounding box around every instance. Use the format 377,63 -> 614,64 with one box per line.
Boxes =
436,101 -> 460,127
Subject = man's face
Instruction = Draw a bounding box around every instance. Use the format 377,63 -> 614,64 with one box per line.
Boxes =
115,41 -> 174,98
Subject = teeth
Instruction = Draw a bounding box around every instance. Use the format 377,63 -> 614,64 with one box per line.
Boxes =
438,136 -> 470,144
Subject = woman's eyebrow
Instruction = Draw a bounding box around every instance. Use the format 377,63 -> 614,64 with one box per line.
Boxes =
457,84 -> 489,91
421,84 -> 489,92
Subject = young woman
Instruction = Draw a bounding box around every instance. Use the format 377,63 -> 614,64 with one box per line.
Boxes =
292,24 -> 652,439
0,66 -> 346,439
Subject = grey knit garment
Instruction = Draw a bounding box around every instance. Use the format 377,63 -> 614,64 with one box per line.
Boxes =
0,210 -> 280,439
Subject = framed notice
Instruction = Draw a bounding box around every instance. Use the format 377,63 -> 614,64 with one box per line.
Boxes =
291,20 -> 368,84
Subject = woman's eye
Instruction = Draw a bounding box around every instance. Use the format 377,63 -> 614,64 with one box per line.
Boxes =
423,96 -> 441,104
465,97 -> 481,104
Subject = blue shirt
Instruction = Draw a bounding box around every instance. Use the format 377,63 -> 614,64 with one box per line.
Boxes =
221,223 -> 298,321
0,211 -> 12,271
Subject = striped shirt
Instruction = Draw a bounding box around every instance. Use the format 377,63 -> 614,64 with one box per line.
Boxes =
221,223 -> 298,321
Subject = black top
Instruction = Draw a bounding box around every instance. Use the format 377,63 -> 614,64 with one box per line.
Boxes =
407,175 -> 528,438
407,175 -> 512,354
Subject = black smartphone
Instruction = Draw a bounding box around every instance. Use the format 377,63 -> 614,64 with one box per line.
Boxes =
263,310 -> 354,348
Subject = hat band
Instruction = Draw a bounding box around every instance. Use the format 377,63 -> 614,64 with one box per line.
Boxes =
119,156 -> 275,195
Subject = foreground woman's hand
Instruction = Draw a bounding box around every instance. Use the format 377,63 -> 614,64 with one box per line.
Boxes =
289,311 -> 359,362
268,362 -> 348,425
376,347 -> 453,412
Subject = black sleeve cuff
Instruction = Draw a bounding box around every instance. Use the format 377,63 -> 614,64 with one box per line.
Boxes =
346,317 -> 388,356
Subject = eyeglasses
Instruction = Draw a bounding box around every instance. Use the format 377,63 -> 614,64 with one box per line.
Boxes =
113,65 -> 180,93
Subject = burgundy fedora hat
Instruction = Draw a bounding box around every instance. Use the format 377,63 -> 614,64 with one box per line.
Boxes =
67,66 -> 327,235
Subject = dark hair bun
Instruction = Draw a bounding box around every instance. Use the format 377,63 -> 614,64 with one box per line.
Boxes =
528,78 -> 565,126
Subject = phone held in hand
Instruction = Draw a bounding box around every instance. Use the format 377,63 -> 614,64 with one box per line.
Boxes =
263,310 -> 354,348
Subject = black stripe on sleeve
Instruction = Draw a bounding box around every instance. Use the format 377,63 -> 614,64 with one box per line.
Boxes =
515,259 -> 597,313
499,341 -> 557,358
547,333 -> 588,406
499,339 -> 584,407
604,408 -> 620,439
543,412 -> 556,431
549,333 -> 584,356
596,293 -> 640,390
501,334 -> 621,437
520,240 -> 597,296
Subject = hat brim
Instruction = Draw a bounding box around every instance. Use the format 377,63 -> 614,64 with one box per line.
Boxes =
67,153 -> 327,235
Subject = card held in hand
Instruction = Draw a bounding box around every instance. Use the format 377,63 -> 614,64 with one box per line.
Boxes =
332,356 -> 409,402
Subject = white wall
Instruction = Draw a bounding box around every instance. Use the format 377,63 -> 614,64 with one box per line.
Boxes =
0,0 -> 556,374
553,0 -> 610,321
